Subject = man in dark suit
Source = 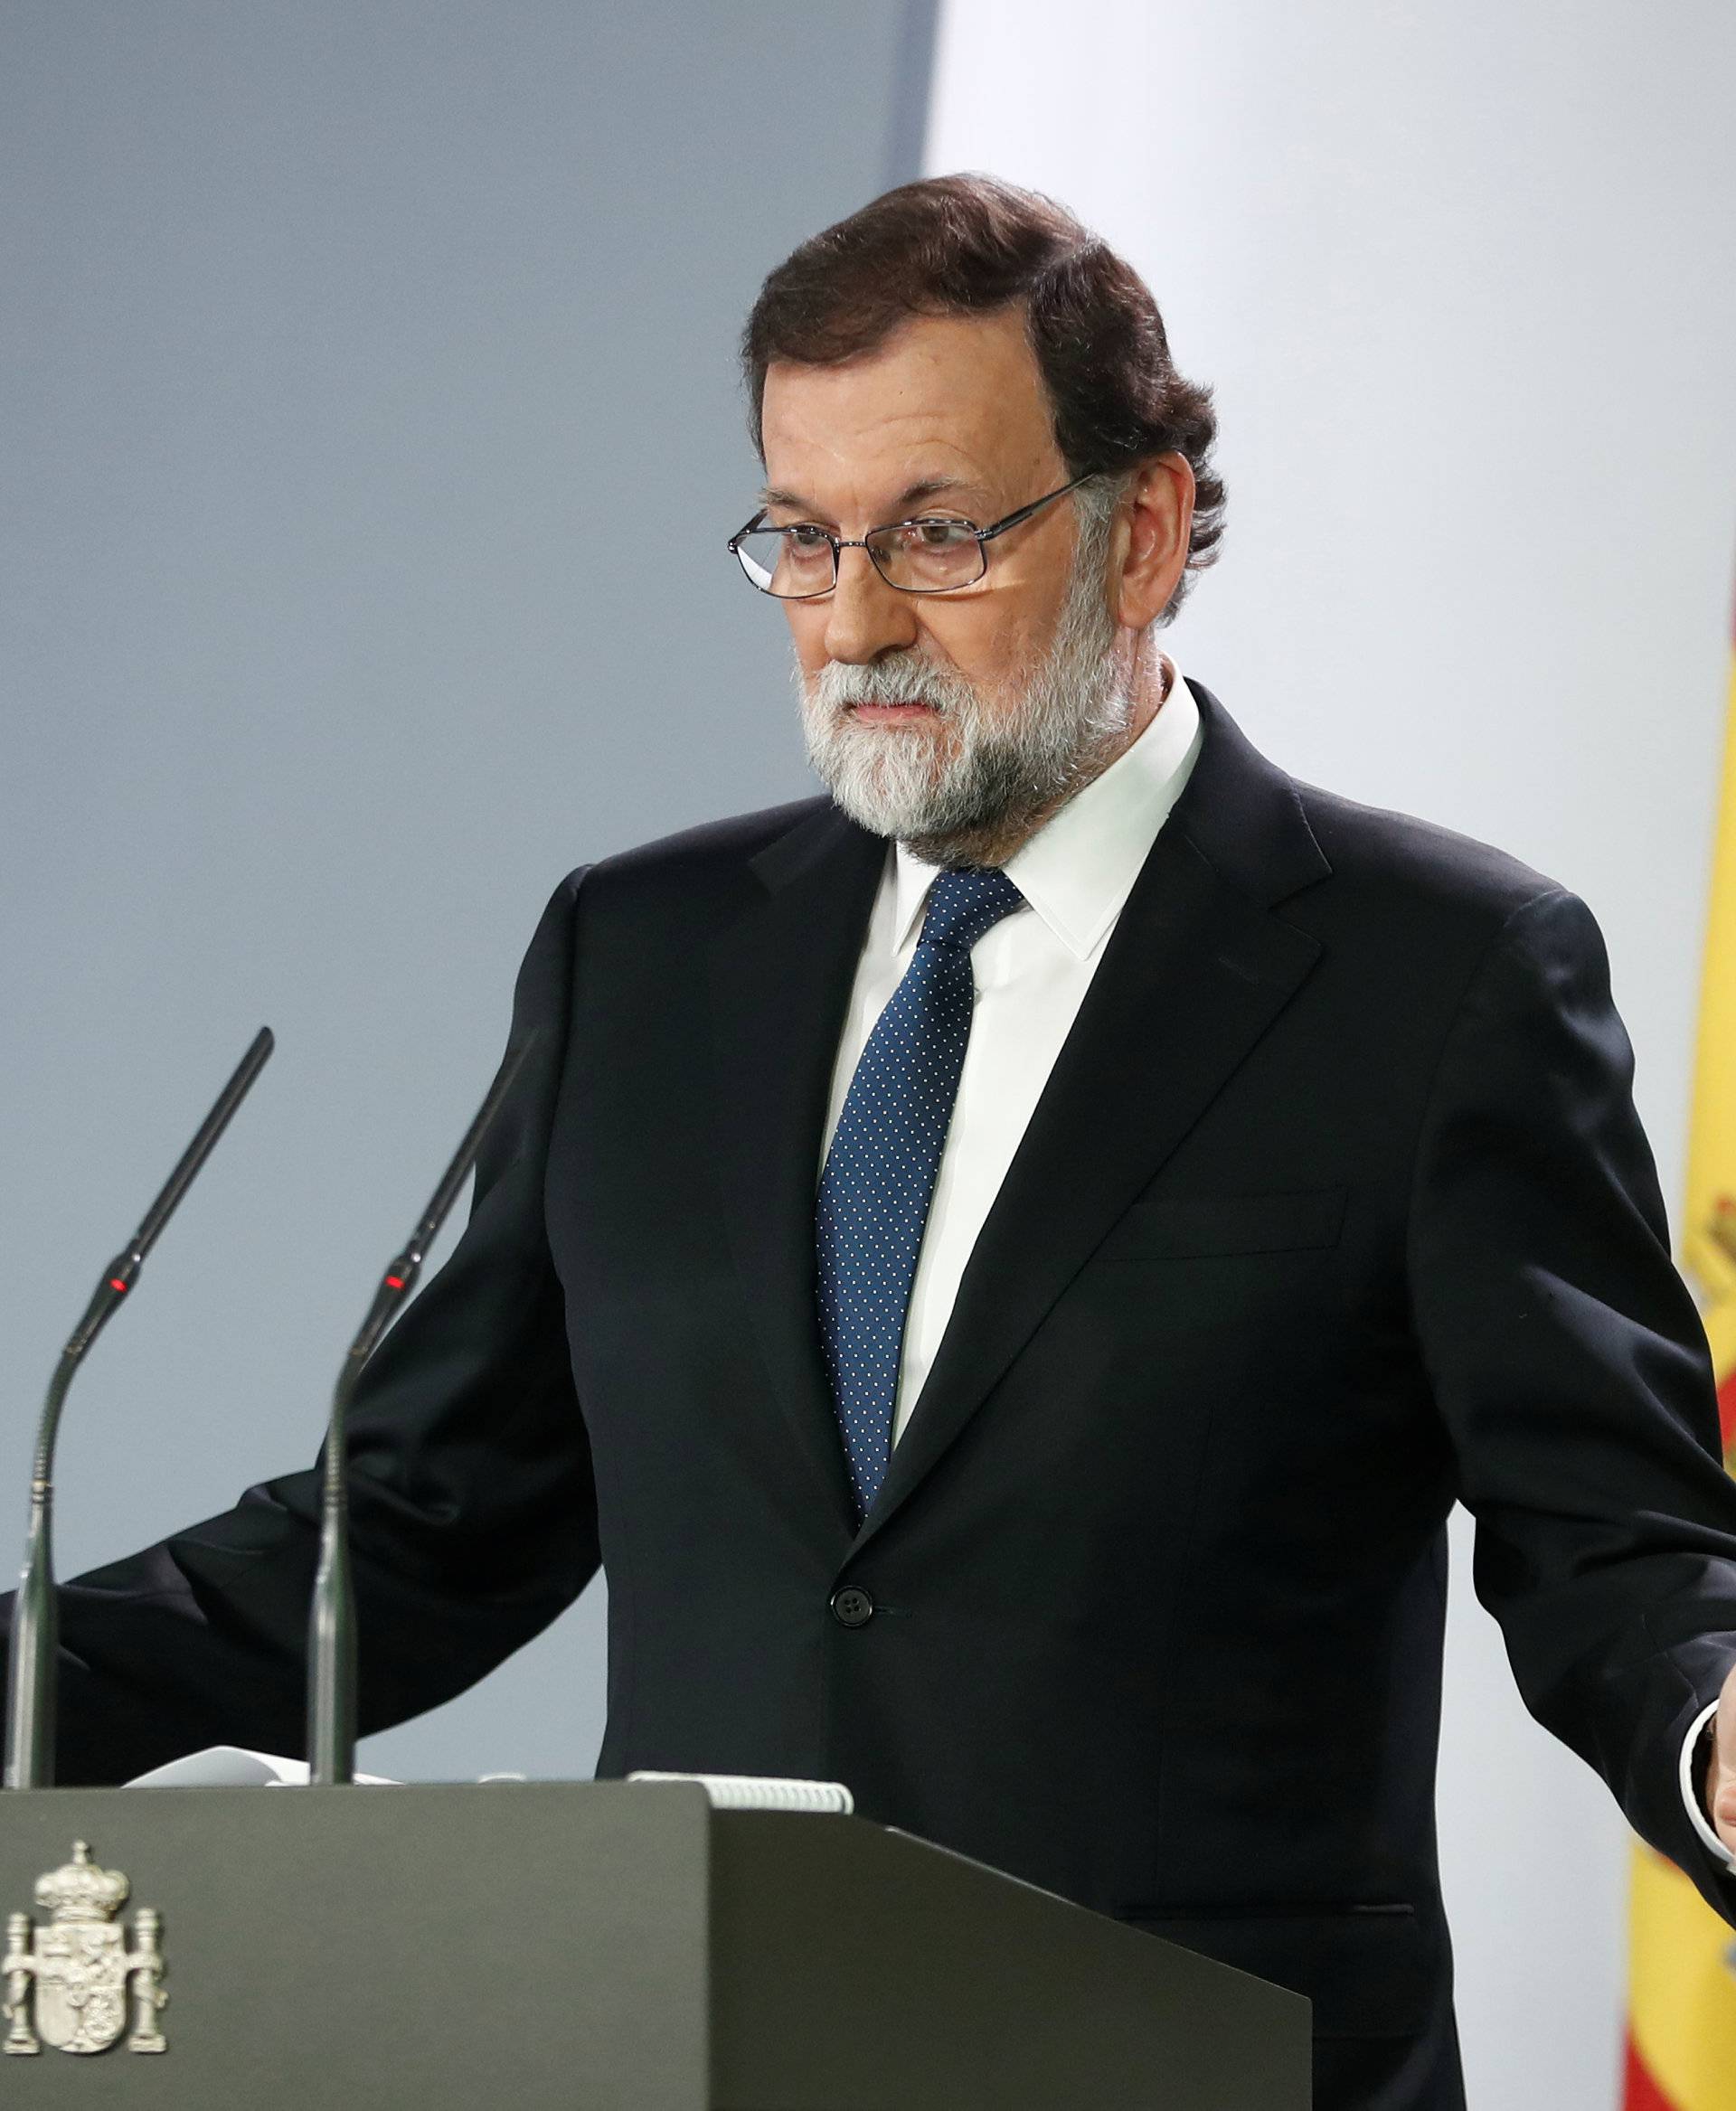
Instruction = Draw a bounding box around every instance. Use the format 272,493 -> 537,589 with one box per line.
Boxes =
15,175 -> 1736,2109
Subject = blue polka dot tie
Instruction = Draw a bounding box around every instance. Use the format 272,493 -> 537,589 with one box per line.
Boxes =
817,866 -> 1026,1518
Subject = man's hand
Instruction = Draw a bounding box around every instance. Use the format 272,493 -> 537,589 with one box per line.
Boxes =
1704,1661 -> 1736,1853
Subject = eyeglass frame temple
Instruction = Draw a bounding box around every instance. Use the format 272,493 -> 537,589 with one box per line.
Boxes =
725,468 -> 1102,597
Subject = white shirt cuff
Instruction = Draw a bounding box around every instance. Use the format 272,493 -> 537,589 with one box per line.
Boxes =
1681,1699 -> 1735,1868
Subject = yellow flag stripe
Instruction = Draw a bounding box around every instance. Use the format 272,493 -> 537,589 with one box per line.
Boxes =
1681,657 -> 1736,1319
1623,627 -> 1736,2110
1629,1848 -> 1736,2110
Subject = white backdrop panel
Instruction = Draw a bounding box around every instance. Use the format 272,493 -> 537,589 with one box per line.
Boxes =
927,4 -> 1736,2105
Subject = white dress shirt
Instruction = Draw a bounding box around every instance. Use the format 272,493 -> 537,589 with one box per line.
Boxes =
820,659 -> 1202,1439
816,656 -> 1728,1864
1684,1699 -> 1731,1866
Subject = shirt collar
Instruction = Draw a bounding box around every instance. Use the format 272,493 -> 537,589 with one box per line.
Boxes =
891,658 -> 1203,960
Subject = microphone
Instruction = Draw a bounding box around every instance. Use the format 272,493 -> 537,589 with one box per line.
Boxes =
4,1026 -> 275,1790
306,1034 -> 538,1787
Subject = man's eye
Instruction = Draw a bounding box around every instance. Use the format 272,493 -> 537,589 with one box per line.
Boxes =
908,519 -> 974,548
785,526 -> 831,551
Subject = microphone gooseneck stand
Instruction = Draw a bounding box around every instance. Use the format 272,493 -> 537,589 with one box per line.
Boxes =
307,1037 -> 536,1787
3,1026 -> 276,1790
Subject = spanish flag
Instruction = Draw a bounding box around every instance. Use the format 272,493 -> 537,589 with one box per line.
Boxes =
1623,611 -> 1736,2110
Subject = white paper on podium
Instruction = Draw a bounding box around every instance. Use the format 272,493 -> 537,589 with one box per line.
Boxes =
124,1745 -> 398,1788
627,1770 -> 853,1813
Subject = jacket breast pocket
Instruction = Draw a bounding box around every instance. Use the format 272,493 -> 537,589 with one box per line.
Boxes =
1090,1186 -> 1347,1263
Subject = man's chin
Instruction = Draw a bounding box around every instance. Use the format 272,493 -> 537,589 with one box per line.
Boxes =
819,764 -> 958,843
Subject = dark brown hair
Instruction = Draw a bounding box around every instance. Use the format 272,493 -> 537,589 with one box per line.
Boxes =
741,173 -> 1225,614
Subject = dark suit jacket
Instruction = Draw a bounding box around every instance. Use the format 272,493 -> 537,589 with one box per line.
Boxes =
21,683 -> 1736,2111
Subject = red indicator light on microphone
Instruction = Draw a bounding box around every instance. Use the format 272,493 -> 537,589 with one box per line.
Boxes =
109,1278 -> 129,1294
385,1275 -> 405,1291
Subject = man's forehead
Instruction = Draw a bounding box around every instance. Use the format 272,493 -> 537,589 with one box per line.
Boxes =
759,309 -> 1059,512
758,468 -> 990,518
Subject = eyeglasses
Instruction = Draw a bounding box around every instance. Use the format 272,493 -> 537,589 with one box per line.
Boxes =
727,471 -> 1099,599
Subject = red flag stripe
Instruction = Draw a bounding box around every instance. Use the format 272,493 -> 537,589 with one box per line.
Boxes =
1623,2027 -> 1682,2111
1719,1369 -> 1736,1456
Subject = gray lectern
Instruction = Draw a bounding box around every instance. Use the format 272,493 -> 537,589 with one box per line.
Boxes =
0,1781 -> 1308,2108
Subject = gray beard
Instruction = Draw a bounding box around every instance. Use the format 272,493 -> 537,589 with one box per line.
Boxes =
795,542 -> 1131,869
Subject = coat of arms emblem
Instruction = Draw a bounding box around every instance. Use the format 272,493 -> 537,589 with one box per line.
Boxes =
3,1840 -> 166,2056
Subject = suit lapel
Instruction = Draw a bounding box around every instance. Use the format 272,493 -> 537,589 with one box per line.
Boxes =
708,805 -> 885,1530
856,684 -> 1332,1550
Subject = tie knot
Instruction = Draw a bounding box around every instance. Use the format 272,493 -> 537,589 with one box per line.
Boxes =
918,867 -> 1024,954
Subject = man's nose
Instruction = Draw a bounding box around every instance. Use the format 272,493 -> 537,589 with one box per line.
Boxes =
821,544 -> 920,664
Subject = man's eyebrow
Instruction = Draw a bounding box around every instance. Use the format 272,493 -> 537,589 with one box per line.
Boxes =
756,475 -> 988,520
757,485 -> 823,516
892,476 -> 983,512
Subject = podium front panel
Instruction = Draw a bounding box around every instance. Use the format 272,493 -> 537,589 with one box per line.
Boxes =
710,1811 -> 1310,2109
0,1783 -> 712,2110
0,1781 -> 1308,2107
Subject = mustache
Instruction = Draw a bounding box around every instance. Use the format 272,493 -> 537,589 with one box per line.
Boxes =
810,654 -> 976,715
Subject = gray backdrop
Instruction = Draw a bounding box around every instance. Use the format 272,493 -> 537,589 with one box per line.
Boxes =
0,1 -> 929,1782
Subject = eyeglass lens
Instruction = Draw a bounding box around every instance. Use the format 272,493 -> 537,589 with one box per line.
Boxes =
735,518 -> 987,598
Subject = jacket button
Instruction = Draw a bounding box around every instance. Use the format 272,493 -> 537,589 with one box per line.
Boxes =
831,1586 -> 875,1629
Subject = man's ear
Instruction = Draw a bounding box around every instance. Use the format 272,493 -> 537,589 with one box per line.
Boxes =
1110,452 -> 1195,632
